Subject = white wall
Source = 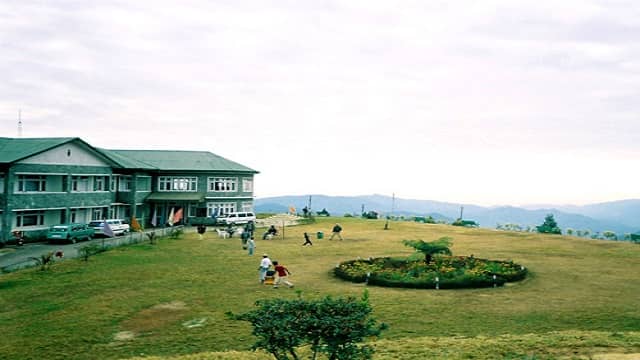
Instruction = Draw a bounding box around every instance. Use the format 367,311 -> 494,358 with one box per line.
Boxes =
19,142 -> 110,166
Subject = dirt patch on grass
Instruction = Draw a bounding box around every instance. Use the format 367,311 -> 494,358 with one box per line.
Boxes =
121,301 -> 189,333
593,354 -> 640,360
113,331 -> 136,341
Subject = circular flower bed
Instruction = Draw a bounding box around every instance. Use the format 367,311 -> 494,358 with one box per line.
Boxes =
334,256 -> 527,289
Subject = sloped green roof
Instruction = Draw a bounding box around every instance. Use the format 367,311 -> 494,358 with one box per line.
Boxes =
100,149 -> 258,173
95,149 -> 157,170
0,137 -> 257,174
0,137 -> 81,163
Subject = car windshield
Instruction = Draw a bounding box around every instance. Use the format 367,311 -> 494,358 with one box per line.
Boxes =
51,226 -> 69,231
89,222 -> 103,227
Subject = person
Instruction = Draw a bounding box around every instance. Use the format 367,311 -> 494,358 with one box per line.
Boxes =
272,261 -> 294,288
258,254 -> 273,284
245,221 -> 255,238
197,224 -> 206,239
263,225 -> 278,240
241,229 -> 250,249
226,224 -> 236,238
329,223 -> 343,241
302,232 -> 313,246
247,237 -> 255,255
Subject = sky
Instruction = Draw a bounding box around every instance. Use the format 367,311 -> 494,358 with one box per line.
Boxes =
1,1 -> 639,207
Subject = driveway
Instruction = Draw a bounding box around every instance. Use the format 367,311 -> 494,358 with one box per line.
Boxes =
1,226 -> 190,273
0,241 -> 82,272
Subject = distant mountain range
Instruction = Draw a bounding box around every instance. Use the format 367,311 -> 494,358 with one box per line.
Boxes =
255,194 -> 640,235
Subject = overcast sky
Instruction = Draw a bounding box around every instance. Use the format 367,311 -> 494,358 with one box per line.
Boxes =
1,1 -> 639,206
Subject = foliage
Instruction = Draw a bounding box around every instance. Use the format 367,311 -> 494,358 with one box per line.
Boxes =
362,211 -> 379,220
536,214 -> 561,234
29,251 -> 54,271
414,216 -> 436,224
403,237 -> 452,264
335,256 -> 527,289
78,243 -> 105,261
316,208 -> 331,217
451,219 -> 479,227
228,291 -> 386,360
169,226 -> 184,239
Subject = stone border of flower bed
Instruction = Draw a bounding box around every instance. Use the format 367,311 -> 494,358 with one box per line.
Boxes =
334,256 -> 528,289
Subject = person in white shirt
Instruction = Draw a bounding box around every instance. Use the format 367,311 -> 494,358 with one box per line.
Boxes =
258,254 -> 273,284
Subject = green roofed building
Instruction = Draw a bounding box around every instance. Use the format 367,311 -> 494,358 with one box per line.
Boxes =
0,137 -> 258,244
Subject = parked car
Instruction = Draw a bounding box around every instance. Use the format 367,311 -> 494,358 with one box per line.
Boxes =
89,219 -> 131,236
46,223 -> 95,244
216,211 -> 256,225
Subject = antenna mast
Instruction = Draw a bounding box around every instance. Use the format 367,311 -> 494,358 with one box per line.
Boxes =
18,109 -> 23,137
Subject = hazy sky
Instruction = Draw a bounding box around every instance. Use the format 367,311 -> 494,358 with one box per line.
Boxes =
1,1 -> 639,206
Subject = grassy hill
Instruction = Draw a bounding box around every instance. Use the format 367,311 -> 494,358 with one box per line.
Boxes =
0,217 -> 639,359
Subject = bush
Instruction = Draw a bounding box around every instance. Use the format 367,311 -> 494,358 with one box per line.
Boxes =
78,243 -> 105,261
228,291 -> 386,360
169,227 -> 184,239
335,256 -> 527,289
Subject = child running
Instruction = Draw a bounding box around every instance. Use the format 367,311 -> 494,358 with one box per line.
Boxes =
272,261 -> 294,289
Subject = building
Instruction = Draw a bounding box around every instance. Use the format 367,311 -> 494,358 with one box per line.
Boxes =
0,137 -> 258,243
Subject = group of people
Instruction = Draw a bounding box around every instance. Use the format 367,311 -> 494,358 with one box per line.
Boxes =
254,223 -> 346,289
259,254 -> 294,289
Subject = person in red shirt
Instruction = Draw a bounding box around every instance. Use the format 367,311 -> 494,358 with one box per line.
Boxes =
272,261 -> 294,289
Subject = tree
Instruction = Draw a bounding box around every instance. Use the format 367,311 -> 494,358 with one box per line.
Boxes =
228,291 -> 386,360
403,237 -> 452,264
536,214 -> 561,234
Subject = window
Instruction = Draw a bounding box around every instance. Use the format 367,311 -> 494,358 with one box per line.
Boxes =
241,201 -> 253,212
92,208 -> 104,221
17,175 -> 47,192
137,177 -> 151,191
71,176 -> 90,192
16,211 -> 45,227
242,178 -> 253,192
208,177 -> 237,192
207,202 -> 236,216
94,176 -> 108,191
0,174 -> 4,190
158,176 -> 197,191
70,209 -> 77,223
188,203 -> 197,217
110,176 -> 117,191
119,176 -> 132,191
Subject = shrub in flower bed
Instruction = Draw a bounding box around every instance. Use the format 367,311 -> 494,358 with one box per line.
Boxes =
334,256 -> 527,289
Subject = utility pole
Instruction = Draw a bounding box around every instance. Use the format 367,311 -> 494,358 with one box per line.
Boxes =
384,193 -> 395,230
459,206 -> 464,220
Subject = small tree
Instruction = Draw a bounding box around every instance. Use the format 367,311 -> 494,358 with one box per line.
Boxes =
403,237 -> 452,264
30,252 -> 54,271
228,291 -> 386,360
536,214 -> 561,234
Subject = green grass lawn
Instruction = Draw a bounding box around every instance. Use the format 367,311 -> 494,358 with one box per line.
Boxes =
1,217 -> 639,360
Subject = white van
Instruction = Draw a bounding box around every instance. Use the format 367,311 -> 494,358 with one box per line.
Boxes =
217,211 -> 256,225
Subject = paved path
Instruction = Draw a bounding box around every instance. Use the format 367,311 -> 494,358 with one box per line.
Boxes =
0,227 -> 190,273
0,241 -> 84,272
